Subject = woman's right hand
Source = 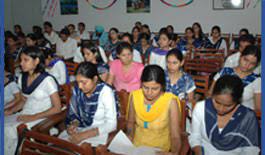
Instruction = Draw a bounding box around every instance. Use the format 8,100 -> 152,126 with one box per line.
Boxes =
67,125 -> 77,135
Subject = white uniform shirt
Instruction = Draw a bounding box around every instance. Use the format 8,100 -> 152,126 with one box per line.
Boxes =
189,101 -> 260,155
46,60 -> 67,85
56,37 -> 78,59
44,31 -> 60,45
4,81 -> 20,105
59,85 -> 117,146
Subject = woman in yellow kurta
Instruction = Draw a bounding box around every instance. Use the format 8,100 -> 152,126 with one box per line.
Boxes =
126,65 -> 182,155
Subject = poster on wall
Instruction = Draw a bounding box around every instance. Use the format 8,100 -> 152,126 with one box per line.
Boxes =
60,0 -> 78,15
213,0 -> 244,10
127,0 -> 150,13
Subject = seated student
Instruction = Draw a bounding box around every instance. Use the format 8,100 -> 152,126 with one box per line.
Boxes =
177,27 -> 201,55
14,24 -> 25,37
131,26 -> 141,49
91,25 -> 109,47
76,22 -> 90,42
4,61 -> 21,110
44,48 -> 69,85
230,28 -> 249,50
56,28 -> 78,61
224,34 -> 260,75
189,75 -> 260,155
138,32 -> 155,64
149,30 -> 172,69
126,65 -> 181,154
17,32 -> 26,48
81,41 -> 109,82
103,27 -> 121,58
25,33 -> 38,47
4,46 -> 61,155
5,34 -> 20,61
73,40 -> 108,64
169,33 -> 179,49
166,25 -> 174,35
109,32 -> 142,63
43,21 -> 60,45
192,22 -> 210,48
165,48 -> 195,103
32,25 -> 42,34
67,24 -> 79,39
206,25 -> 228,56
208,45 -> 261,111
35,32 -> 52,49
152,27 -> 167,48
59,62 -> 118,146
107,42 -> 144,92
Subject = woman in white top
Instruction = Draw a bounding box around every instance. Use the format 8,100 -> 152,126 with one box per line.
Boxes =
59,62 -> 118,146
44,48 -> 69,85
149,30 -> 172,69
4,46 -> 61,155
209,45 -> 261,111
189,75 -> 260,155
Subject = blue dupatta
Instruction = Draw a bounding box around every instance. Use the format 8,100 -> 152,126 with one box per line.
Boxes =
152,48 -> 168,56
48,58 -> 70,84
65,83 -> 119,127
206,37 -> 224,49
218,67 -> 259,88
22,72 -> 50,95
205,98 -> 260,151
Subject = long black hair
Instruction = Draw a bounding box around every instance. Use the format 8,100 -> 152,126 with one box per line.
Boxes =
20,46 -> 46,74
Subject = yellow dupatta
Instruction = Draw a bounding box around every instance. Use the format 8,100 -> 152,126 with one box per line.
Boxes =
127,89 -> 181,122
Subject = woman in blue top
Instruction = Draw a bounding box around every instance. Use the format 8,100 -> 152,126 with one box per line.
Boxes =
177,27 -> 200,55
192,22 -> 211,49
131,26 -> 141,49
103,27 -> 120,59
165,48 -> 196,103
138,33 -> 155,65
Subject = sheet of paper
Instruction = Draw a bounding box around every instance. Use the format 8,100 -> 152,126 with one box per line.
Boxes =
108,130 -> 160,155
108,130 -> 135,154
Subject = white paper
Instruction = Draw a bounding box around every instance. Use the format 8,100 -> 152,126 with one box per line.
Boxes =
108,130 -> 160,155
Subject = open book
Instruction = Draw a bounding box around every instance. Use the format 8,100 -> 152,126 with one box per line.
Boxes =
108,130 -> 161,155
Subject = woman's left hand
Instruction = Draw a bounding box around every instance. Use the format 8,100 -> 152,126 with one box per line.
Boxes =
17,114 -> 38,123
68,132 -> 85,144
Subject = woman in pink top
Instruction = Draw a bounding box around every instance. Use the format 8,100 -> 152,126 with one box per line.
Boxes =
107,42 -> 144,92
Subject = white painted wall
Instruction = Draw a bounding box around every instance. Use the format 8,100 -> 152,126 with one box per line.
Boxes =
4,0 -> 43,34
5,0 -> 261,34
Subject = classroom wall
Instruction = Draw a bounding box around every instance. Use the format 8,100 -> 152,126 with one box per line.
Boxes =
5,0 -> 261,34
4,0 -> 43,34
